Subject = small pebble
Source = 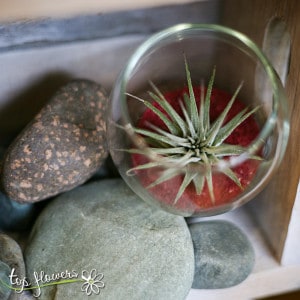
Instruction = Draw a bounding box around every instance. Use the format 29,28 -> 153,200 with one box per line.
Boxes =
189,220 -> 255,289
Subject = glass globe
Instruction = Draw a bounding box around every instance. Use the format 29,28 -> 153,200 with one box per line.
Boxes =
108,24 -> 289,217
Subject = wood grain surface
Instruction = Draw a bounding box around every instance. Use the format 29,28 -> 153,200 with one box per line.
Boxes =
221,0 -> 300,261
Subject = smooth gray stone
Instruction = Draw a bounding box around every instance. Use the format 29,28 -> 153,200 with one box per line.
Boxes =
0,261 -> 12,300
0,233 -> 30,300
189,220 -> 255,289
0,233 -> 26,280
0,191 -> 36,231
25,179 -> 194,300
1,80 -> 108,203
0,259 -> 33,300
0,233 -> 34,300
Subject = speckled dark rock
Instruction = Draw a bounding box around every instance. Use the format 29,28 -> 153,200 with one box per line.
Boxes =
1,80 -> 108,202
189,221 -> 255,289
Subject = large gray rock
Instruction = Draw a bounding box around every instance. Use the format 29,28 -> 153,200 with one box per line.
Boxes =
1,80 -> 108,203
189,220 -> 255,289
25,179 -> 194,300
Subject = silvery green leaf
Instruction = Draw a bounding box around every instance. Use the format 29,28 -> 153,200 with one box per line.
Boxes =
220,167 -> 243,190
179,99 -> 197,138
203,67 -> 215,132
126,161 -> 165,175
201,152 -> 215,203
204,144 -> 246,156
205,168 -> 215,203
149,147 -> 188,155
183,93 -> 193,121
126,92 -> 180,135
147,168 -> 181,189
184,56 -> 199,130
149,84 -> 187,136
121,147 -> 186,155
174,171 -> 197,204
198,81 -> 205,136
146,123 -> 191,146
167,150 -> 194,166
192,174 -> 205,195
214,106 -> 260,146
133,127 -> 182,147
206,82 -> 243,146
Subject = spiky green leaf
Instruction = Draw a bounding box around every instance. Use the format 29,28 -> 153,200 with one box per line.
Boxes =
214,105 -> 260,146
206,82 -> 243,146
184,56 -> 199,130
149,84 -> 187,136
180,99 -> 197,138
204,144 -> 246,156
126,92 -> 180,135
203,67 -> 215,132
133,127 -> 180,147
205,168 -> 215,203
174,171 -> 197,204
126,161 -> 165,175
192,174 -> 205,195
147,168 -> 181,189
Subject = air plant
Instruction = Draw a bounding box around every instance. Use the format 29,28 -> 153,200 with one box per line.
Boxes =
123,57 -> 261,204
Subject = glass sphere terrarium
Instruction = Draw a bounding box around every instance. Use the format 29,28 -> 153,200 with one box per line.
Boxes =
108,24 -> 289,217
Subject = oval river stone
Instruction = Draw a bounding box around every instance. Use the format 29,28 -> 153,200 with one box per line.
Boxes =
0,233 -> 26,281
25,179 -> 194,300
189,220 -> 255,289
0,234 -> 35,300
0,80 -> 108,203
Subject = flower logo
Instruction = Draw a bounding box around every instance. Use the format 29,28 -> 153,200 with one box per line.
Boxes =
81,269 -> 105,296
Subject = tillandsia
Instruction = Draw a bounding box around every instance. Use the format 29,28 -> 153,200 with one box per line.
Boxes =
124,57 -> 261,204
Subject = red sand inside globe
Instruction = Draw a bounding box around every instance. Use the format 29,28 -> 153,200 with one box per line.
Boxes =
131,86 -> 261,213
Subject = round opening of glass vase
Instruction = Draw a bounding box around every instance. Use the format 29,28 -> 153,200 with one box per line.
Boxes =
108,23 -> 289,217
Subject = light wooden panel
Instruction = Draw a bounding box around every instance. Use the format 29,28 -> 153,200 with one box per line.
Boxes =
221,0 -> 300,261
